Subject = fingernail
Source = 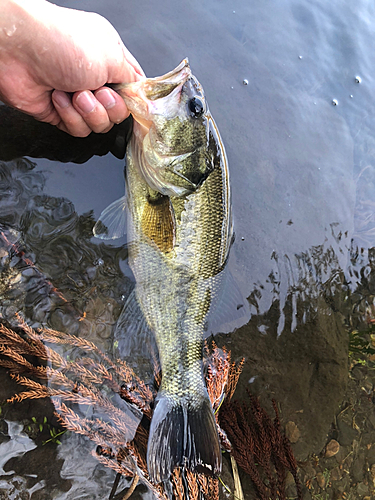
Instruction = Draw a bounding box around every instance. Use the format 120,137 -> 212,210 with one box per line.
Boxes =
96,88 -> 116,110
75,91 -> 96,113
53,90 -> 71,109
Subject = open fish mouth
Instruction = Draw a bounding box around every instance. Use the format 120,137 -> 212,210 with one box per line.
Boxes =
112,58 -> 192,107
143,58 -> 191,100
109,59 -> 193,133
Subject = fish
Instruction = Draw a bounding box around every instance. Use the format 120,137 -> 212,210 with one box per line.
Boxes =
94,59 -> 232,483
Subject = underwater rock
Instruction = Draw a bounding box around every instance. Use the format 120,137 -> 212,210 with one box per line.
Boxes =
325,439 -> 340,458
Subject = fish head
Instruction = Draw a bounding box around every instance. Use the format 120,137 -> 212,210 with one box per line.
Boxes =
114,60 -> 215,197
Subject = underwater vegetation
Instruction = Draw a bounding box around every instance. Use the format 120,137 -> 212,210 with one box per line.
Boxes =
0,157 -> 307,498
219,393 -> 302,500
0,317 -> 302,499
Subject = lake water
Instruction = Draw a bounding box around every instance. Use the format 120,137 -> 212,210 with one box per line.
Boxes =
1,0 -> 375,498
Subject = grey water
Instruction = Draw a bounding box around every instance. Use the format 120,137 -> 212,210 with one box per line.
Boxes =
1,0 -> 375,498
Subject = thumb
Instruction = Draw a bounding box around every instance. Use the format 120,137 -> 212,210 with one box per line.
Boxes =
122,44 -> 145,79
107,41 -> 145,84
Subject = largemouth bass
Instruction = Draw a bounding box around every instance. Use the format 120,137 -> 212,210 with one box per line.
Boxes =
94,59 -> 232,482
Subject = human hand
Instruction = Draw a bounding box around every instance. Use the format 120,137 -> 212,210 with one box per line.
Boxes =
0,0 -> 145,137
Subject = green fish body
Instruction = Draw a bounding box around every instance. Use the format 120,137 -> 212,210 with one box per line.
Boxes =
94,60 -> 232,482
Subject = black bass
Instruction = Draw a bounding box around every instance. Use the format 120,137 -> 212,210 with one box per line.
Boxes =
94,59 -> 232,482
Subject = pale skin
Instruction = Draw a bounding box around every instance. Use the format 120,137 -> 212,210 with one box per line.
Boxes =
0,0 -> 145,137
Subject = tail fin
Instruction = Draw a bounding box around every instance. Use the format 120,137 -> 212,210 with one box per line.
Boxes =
147,394 -> 221,483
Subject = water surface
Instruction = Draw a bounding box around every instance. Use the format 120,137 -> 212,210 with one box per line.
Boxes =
1,0 -> 375,498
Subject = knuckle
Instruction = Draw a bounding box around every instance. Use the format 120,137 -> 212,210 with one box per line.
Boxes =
100,124 -> 114,134
63,120 -> 91,137
74,128 -> 92,138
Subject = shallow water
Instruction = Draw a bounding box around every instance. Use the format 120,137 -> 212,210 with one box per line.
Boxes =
1,0 -> 375,498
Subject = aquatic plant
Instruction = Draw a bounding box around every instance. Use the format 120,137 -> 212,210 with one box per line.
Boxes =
219,391 -> 303,500
0,317 -> 302,499
23,415 -> 67,444
0,317 -> 241,499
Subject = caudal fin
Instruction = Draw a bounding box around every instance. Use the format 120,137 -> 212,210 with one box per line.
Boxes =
147,394 -> 221,483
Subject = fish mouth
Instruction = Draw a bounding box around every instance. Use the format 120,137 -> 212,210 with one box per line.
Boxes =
112,59 -> 191,101
143,58 -> 191,100
112,59 -> 192,130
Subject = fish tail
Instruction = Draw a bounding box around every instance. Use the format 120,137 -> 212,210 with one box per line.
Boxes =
147,392 -> 221,483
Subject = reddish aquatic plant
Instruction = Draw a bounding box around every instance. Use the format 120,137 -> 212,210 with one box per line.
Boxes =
219,390 -> 302,500
0,318 -> 240,499
0,317 -> 301,499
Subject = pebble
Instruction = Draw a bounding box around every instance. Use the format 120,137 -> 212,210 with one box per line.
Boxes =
351,364 -> 366,380
316,472 -> 325,488
285,421 -> 301,443
97,323 -> 111,339
9,273 -> 22,285
332,99 -> 338,106
284,471 -> 295,488
330,467 -> 342,481
357,482 -> 369,496
325,439 -> 340,457
361,379 -> 373,394
243,79 -> 249,85
334,444 -> 348,464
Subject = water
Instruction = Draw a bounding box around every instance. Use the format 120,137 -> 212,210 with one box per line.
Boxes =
3,25 -> 17,38
1,0 -> 375,498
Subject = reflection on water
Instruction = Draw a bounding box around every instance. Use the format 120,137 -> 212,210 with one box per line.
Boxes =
0,159 -> 131,355
353,164 -> 375,250
1,0 -> 375,497
0,159 -> 138,499
0,155 -> 372,499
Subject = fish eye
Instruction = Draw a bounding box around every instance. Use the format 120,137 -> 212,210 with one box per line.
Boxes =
188,97 -> 205,118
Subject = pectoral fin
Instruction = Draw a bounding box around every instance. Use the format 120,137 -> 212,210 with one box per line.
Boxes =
141,194 -> 175,253
93,195 -> 127,240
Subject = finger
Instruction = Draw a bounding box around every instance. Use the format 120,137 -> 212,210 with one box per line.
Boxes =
72,90 -> 115,134
24,91 -> 61,126
55,121 -> 71,134
52,90 -> 92,137
122,45 -> 145,79
34,106 -> 61,127
94,87 -> 129,125
107,41 -> 145,84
